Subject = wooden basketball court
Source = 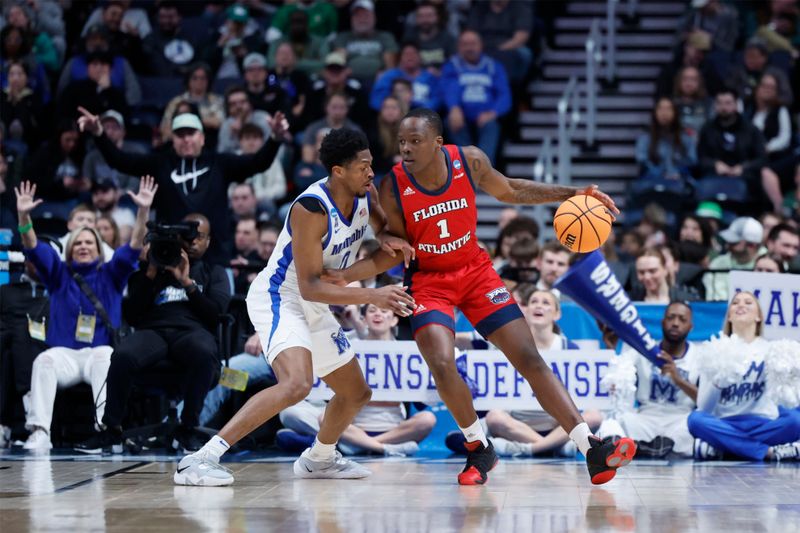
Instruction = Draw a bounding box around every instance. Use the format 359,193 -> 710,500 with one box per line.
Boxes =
1,452 -> 799,532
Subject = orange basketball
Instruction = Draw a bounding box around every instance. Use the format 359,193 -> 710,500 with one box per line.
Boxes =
553,194 -> 613,253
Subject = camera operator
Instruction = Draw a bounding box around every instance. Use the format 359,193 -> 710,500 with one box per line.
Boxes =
76,213 -> 231,454
77,106 -> 290,265
14,176 -> 156,451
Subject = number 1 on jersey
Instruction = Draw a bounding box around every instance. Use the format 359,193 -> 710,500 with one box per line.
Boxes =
436,219 -> 450,239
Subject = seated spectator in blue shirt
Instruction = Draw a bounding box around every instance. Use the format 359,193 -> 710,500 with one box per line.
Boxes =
369,42 -> 440,112
441,30 -> 511,165
293,127 -> 330,192
57,25 -> 141,106
635,97 -> 697,181
16,176 -> 155,451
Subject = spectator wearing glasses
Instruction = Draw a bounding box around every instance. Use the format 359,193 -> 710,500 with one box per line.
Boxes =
76,213 -> 231,454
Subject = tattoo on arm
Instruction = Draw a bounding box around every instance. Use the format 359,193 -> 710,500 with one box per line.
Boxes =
471,157 -> 482,175
504,179 -> 577,205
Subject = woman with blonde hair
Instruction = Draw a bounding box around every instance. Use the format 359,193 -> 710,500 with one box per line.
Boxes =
96,214 -> 121,249
15,176 -> 156,451
482,290 -> 603,457
688,291 -> 800,461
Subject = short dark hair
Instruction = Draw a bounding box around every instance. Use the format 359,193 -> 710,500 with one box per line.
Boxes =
239,123 -> 264,139
767,223 -> 798,242
237,215 -> 257,228
402,107 -> 443,136
539,239 -> 570,258
666,300 -> 693,315
258,220 -> 282,234
319,128 -> 370,173
715,86 -> 738,100
233,182 -> 255,194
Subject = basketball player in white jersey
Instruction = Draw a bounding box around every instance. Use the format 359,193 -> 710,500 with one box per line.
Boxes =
600,302 -> 698,457
175,128 -> 416,486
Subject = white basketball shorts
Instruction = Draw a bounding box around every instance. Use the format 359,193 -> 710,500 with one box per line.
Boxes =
247,271 -> 355,378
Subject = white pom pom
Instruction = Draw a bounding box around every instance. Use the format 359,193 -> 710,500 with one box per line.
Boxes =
601,352 -> 637,415
765,339 -> 800,409
694,335 -> 757,388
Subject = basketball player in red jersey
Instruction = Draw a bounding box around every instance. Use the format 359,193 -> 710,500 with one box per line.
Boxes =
329,108 -> 636,485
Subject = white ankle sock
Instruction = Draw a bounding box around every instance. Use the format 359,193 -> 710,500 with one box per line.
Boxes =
308,438 -> 337,461
459,418 -> 488,447
569,422 -> 592,456
201,435 -> 230,461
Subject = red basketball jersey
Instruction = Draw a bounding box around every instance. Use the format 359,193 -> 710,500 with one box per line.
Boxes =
391,145 -> 484,272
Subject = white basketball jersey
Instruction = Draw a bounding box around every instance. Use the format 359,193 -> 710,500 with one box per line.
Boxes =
631,343 -> 698,414
261,178 -> 371,312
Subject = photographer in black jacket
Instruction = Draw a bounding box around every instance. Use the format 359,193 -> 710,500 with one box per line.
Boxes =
76,213 -> 231,453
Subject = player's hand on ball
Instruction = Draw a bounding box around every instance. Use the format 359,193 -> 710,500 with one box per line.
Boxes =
321,268 -> 348,286
372,285 -> 415,316
579,184 -> 619,220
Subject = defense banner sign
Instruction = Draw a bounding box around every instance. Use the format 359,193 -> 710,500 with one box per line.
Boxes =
730,271 -> 800,340
307,341 -> 615,410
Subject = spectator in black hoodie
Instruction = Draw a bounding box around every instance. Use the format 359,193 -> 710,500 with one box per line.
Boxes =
697,88 -> 767,195
58,50 -> 128,122
77,106 -> 289,264
75,213 -> 231,454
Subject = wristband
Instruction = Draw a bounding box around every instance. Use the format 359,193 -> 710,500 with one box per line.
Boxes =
18,222 -> 33,234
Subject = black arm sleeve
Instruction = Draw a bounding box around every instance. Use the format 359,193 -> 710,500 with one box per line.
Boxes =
297,196 -> 325,213
94,133 -> 159,178
217,137 -> 282,184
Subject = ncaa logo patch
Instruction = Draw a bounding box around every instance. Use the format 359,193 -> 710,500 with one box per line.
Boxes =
453,159 -> 462,170
485,287 -> 511,305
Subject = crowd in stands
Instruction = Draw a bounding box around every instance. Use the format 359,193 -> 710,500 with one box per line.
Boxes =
1,0 -> 799,461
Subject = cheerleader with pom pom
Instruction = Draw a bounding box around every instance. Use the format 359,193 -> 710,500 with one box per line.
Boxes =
688,291 -> 800,461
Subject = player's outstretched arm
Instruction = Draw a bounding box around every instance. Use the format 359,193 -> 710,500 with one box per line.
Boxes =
291,202 -> 415,316
463,146 -> 620,217
328,174 -> 416,285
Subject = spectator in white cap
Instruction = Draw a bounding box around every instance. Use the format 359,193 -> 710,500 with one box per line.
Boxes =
703,216 -> 765,301
329,0 -> 398,83
83,110 -> 146,193
76,105 -> 289,265
243,52 -> 289,116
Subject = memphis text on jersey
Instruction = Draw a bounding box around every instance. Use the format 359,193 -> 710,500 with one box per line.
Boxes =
412,197 -> 472,255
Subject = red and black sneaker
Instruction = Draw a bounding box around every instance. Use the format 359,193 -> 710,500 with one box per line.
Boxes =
585,435 -> 636,485
458,440 -> 499,485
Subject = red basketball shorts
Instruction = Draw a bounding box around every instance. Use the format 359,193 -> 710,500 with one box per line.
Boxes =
405,253 -> 523,338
